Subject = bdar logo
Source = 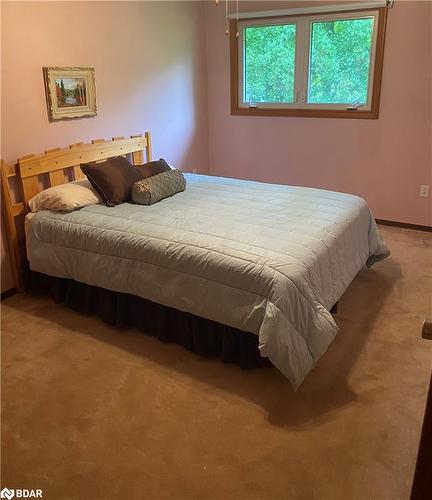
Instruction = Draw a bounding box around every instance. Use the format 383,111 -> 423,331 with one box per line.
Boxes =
0,489 -> 15,500
1,490 -> 41,499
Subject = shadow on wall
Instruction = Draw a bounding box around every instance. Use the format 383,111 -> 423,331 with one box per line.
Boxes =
7,257 -> 399,429
142,61 -> 208,172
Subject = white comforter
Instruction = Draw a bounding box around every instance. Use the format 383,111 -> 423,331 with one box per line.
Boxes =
26,174 -> 389,388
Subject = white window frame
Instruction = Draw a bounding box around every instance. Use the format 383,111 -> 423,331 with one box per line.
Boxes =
236,9 -> 381,113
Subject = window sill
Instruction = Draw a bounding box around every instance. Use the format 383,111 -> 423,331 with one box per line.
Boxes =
230,106 -> 379,119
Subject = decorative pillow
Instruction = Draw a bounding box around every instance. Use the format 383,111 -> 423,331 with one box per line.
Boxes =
132,169 -> 186,205
135,158 -> 172,179
80,156 -> 143,206
28,179 -> 102,213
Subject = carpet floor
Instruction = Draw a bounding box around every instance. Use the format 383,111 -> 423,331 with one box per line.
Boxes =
1,225 -> 431,500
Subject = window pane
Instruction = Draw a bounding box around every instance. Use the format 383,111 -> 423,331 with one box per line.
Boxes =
244,24 -> 296,104
308,17 -> 374,104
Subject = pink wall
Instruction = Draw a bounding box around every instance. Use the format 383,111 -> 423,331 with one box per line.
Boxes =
204,1 -> 432,226
1,1 -> 209,172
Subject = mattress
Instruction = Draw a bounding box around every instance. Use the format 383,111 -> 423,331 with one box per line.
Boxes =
26,174 -> 389,389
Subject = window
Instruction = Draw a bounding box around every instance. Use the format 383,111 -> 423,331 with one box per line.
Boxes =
231,7 -> 387,118
244,24 -> 297,104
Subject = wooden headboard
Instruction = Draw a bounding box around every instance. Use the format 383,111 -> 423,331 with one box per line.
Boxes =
1,132 -> 152,291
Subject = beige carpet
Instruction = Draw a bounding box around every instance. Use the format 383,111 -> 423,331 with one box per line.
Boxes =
1,225 -> 431,500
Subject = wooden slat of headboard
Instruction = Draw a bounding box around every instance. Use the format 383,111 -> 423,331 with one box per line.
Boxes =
131,134 -> 144,165
145,132 -> 152,163
6,164 -> 17,177
17,154 -> 40,202
19,136 -> 147,178
72,167 -> 86,181
45,148 -> 68,186
22,176 -> 41,202
13,203 -> 25,216
69,142 -> 86,181
49,170 -> 68,186
1,160 -> 22,290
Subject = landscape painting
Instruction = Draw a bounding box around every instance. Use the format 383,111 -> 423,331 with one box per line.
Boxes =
55,77 -> 87,107
43,67 -> 96,121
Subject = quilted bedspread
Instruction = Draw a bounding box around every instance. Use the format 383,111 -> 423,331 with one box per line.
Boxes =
26,174 -> 389,388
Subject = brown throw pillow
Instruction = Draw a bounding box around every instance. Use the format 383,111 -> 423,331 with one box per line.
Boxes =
80,156 -> 143,206
135,159 -> 171,179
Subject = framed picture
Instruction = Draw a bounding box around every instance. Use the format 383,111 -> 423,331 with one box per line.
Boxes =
43,67 -> 97,121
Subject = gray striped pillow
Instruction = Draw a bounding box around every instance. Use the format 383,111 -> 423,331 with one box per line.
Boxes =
132,169 -> 186,205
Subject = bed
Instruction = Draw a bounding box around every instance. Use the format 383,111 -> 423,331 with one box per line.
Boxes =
2,133 -> 390,389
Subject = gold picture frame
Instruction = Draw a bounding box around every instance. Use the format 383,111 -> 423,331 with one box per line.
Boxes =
43,67 -> 97,121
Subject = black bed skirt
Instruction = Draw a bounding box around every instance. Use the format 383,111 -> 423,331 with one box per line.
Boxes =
29,271 -> 271,370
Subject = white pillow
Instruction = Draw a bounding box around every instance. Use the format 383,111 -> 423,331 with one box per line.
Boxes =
28,179 -> 102,212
